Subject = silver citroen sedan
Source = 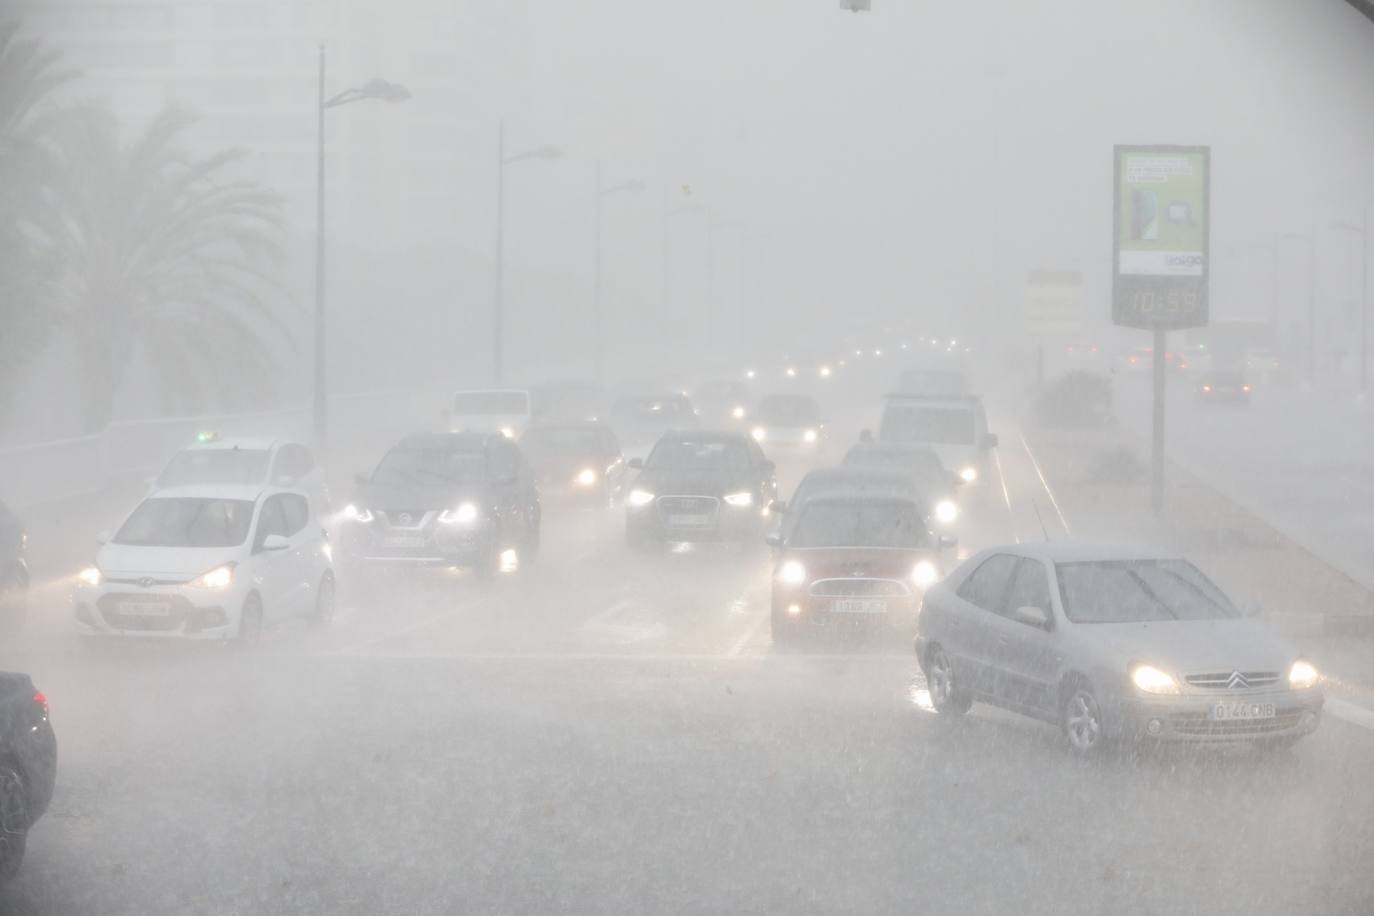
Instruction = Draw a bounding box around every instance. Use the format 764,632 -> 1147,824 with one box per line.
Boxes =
915,543 -> 1323,755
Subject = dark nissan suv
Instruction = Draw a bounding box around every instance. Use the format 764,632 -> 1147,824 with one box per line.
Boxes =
625,431 -> 776,548
342,432 -> 541,577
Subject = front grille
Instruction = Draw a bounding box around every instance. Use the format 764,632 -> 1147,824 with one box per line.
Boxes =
810,578 -> 910,598
657,496 -> 719,519
1169,709 -> 1303,737
96,593 -> 190,632
381,510 -> 430,529
1184,671 -> 1281,690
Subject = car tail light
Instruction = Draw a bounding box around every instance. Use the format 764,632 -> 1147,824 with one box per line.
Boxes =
32,691 -> 48,719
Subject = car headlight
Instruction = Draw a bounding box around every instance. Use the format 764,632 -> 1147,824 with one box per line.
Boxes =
575,468 -> 598,487
818,365 -> 832,378
499,426 -> 515,439
1130,663 -> 1180,695
439,502 -> 480,525
77,566 -> 103,587
751,427 -> 766,442
778,560 -> 807,586
190,563 -> 235,590
1288,659 -> 1320,689
803,428 -> 818,443
911,560 -> 939,589
958,466 -> 978,484
344,504 -> 374,523
723,491 -> 753,508
731,405 -> 746,419
627,489 -> 655,508
934,499 -> 959,524
785,367 -> 797,378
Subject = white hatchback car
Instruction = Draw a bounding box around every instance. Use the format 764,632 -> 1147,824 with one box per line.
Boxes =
152,437 -> 331,518
74,485 -> 334,643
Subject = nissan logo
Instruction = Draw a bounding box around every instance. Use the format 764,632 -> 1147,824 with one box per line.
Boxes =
398,513 -> 413,525
138,577 -> 155,588
1226,671 -> 1249,690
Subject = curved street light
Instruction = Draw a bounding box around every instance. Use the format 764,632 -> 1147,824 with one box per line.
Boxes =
313,47 -> 409,458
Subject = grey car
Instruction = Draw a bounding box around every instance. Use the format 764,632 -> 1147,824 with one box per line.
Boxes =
915,543 -> 1323,755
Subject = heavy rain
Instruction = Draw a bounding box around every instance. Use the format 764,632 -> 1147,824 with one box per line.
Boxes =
1,1 -> 1373,914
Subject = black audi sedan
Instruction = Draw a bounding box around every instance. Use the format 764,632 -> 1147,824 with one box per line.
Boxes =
624,431 -> 776,548
341,432 -> 541,578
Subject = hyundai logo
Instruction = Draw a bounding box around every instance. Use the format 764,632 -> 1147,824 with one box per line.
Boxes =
1226,671 -> 1249,690
138,577 -> 155,588
399,513 -> 413,525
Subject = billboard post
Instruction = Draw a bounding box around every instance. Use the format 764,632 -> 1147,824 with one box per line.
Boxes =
1112,145 -> 1210,514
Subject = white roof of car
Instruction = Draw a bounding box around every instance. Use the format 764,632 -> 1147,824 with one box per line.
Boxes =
142,484 -> 269,502
181,437 -> 282,452
1006,541 -> 1183,564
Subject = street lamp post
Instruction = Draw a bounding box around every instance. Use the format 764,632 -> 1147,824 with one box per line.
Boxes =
312,45 -> 408,460
592,162 -> 644,383
1332,204 -> 1370,394
1277,233 -> 1316,383
492,121 -> 560,385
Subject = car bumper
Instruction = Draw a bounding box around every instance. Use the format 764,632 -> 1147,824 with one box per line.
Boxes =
627,506 -> 764,542
1110,690 -> 1324,743
340,523 -> 492,567
776,591 -> 920,629
74,582 -> 246,641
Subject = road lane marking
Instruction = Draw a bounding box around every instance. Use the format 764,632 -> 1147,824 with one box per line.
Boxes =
991,449 -> 1019,544
1327,697 -> 1374,733
1019,432 -> 1071,536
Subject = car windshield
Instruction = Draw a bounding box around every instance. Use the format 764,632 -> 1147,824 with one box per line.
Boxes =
880,406 -> 975,445
1056,559 -> 1241,623
156,448 -> 271,488
372,445 -> 487,486
789,501 -> 929,549
646,437 -> 748,469
451,391 -> 528,415
793,473 -> 914,507
114,497 -> 254,548
756,396 -> 820,425
522,427 -> 604,457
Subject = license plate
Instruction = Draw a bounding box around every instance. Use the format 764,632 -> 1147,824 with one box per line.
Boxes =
383,535 -> 427,549
120,600 -> 171,617
832,598 -> 888,614
1209,701 -> 1276,721
668,514 -> 712,526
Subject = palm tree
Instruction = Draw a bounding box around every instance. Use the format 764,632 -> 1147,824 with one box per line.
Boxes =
0,23 -> 76,422
38,106 -> 294,431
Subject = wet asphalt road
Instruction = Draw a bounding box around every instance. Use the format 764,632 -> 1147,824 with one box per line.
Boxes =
3,420 -> 1374,915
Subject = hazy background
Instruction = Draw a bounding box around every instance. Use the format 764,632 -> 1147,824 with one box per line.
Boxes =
3,0 -> 1373,440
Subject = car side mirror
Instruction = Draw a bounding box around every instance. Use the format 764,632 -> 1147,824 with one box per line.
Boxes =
260,534 -> 290,553
938,534 -> 958,551
627,458 -> 644,470
982,433 -> 999,450
354,471 -> 370,485
1014,605 -> 1050,629
764,532 -> 783,548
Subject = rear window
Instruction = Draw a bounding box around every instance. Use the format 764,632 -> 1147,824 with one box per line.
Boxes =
157,448 -> 271,488
880,406 -> 975,445
522,427 -> 604,456
756,396 -> 820,425
115,497 -> 254,548
790,501 -> 929,549
452,391 -> 529,415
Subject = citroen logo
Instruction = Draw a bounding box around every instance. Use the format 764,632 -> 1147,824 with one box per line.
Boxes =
399,513 -> 413,525
1226,671 -> 1249,690
138,577 -> 155,588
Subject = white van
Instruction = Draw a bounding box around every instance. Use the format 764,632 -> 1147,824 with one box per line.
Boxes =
447,389 -> 533,439
876,393 -> 998,485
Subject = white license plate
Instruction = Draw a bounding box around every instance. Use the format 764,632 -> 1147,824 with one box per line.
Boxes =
668,514 -> 712,526
832,598 -> 888,614
120,601 -> 171,617
384,536 -> 427,549
1209,701 -> 1276,721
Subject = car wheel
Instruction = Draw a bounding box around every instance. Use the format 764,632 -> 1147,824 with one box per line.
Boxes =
0,764 -> 29,881
235,594 -> 263,646
926,645 -> 972,716
309,573 -> 336,628
473,533 -> 501,581
1062,682 -> 1105,756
